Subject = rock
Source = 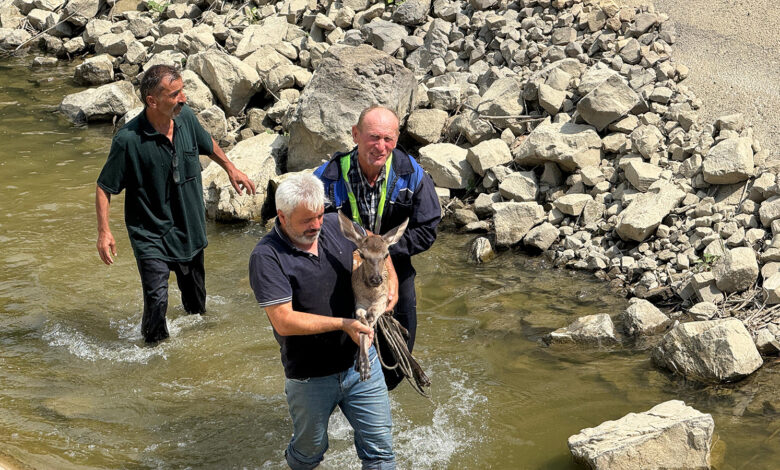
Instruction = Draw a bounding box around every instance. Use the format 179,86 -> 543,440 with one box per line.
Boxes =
537,83 -> 565,115
616,182 -> 685,242
713,247 -> 759,293
405,17 -> 450,73
513,118 -> 601,172
95,30 -> 134,56
418,143 -> 475,189
499,171 -> 537,202
630,125 -> 664,159
716,113 -> 745,132
652,318 -> 763,382
690,272 -> 724,304
124,40 -> 147,65
363,19 -> 407,55
32,56 -> 57,66
234,16 -> 289,58
523,222 -> 558,251
59,81 -> 141,124
74,54 -> 114,85
196,105 -> 227,143
468,236 -> 494,263
576,74 -> 640,131
465,139 -> 511,177
545,313 -> 617,345
287,45 -> 416,171
475,76 -> 524,130
392,0 -> 430,25
26,8 -> 57,30
763,272 -> 780,304
759,196 -> 780,227
62,0 -> 101,27
568,400 -> 714,470
405,108 -> 447,145
82,18 -> 111,45
702,138 -> 754,184
754,327 -> 780,355
186,50 -> 259,117
620,298 -> 671,336
202,133 -> 285,222
159,18 -> 192,35
0,4 -> 24,29
493,201 -> 544,247
554,193 -> 593,216
180,69 -> 214,112
688,302 -> 718,321
623,160 -> 662,192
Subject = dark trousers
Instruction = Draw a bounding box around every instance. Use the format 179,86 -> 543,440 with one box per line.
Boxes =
377,271 -> 417,391
136,250 -> 206,343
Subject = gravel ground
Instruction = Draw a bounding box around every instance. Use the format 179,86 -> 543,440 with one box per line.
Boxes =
651,0 -> 780,160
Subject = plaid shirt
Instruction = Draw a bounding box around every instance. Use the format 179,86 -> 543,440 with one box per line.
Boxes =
347,151 -> 386,233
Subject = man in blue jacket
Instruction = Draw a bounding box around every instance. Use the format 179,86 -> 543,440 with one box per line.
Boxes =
314,105 -> 441,390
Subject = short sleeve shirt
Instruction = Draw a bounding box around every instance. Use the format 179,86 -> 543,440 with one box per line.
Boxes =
248,213 -> 357,379
97,105 -> 214,262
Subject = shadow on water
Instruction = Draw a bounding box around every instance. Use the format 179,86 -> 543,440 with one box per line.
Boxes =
0,57 -> 779,469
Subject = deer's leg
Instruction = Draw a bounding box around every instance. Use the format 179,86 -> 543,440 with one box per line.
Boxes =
355,308 -> 371,381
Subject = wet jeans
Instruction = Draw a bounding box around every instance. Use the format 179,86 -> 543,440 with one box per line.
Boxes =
284,346 -> 395,470
136,250 -> 205,343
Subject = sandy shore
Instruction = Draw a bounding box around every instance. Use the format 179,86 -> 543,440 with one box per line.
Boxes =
652,0 -> 780,158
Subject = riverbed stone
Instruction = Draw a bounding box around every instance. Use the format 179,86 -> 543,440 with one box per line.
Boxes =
616,181 -> 685,242
688,301 -> 718,321
475,76 -> 525,130
702,138 -> 754,184
186,50 -> 259,117
466,139 -> 511,177
62,0 -> 101,27
652,318 -> 763,383
545,313 -> 617,345
513,118 -> 601,172
59,81 -> 141,124
74,54 -> 114,85
418,143 -> 475,189
499,171 -> 537,202
94,30 -> 134,56
523,222 -> 559,251
754,327 -> 780,355
620,298 -> 671,336
576,74 -> 640,131
568,400 -> 714,470
202,132 -> 285,222
493,201 -> 544,247
405,108 -> 447,145
713,247 -> 758,293
287,44 -> 416,171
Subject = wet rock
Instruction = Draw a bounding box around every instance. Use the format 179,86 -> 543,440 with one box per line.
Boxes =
74,54 -> 114,85
202,133 -> 285,222
59,81 -> 141,124
545,313 -> 617,345
616,182 -> 685,242
576,74 -> 640,131
713,247 -> 758,293
186,50 -> 259,117
468,236 -> 494,263
287,45 -> 416,171
702,138 -> 754,184
568,400 -> 714,470
754,327 -> 780,355
652,318 -> 763,383
513,119 -> 601,172
493,201 -> 544,247
406,108 -> 447,145
620,298 -> 671,336
418,143 -> 475,189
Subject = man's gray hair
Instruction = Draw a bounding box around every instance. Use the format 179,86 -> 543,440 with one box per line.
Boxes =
275,173 -> 327,217
140,64 -> 181,106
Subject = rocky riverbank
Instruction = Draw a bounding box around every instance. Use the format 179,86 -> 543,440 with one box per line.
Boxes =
1,0 -> 778,463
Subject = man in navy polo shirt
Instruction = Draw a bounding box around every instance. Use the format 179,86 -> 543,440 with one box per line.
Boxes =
249,173 -> 397,469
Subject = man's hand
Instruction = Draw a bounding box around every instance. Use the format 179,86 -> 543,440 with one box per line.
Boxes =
228,167 -> 256,196
342,318 -> 374,345
97,230 -> 117,265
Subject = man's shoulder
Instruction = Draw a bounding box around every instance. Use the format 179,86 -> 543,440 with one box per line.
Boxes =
113,114 -> 144,144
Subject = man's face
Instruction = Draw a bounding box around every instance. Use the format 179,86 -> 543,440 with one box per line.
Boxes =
149,76 -> 187,119
279,204 -> 324,246
352,109 -> 400,171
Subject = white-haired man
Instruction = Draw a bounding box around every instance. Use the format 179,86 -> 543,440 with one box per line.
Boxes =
249,173 -> 397,469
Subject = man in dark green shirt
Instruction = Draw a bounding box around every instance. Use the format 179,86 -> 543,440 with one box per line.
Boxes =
96,64 -> 255,343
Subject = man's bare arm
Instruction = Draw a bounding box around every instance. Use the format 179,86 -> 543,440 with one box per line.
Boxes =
208,137 -> 257,195
96,185 -> 117,265
264,302 -> 373,345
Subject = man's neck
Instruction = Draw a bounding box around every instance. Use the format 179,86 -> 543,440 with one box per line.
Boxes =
357,156 -> 382,187
145,109 -> 174,139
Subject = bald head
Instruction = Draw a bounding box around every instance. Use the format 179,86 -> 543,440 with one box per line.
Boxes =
356,106 -> 400,133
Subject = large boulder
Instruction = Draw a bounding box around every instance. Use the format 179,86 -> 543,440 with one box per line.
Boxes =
62,0 -> 102,27
512,118 -> 601,172
523,222 -> 559,251
391,0 -> 430,25
59,81 -> 141,123
74,54 -> 114,85
576,74 -> 640,131
405,108 -> 447,144
418,143 -> 474,189
545,313 -> 617,345
620,298 -> 671,336
287,45 -> 417,171
493,201 -> 544,247
616,181 -> 685,242
702,137 -> 754,184
652,318 -> 763,382
568,400 -> 714,470
498,171 -> 537,202
180,69 -> 214,113
405,17 -> 450,73
202,133 -> 286,222
186,50 -> 259,117
466,138 -> 511,176
475,76 -> 525,129
713,247 -> 759,293
234,16 -> 289,59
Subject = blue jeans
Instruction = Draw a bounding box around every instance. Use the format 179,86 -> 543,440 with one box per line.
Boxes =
284,346 -> 395,470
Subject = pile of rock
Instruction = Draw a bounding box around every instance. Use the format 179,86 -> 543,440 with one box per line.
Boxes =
2,0 -> 777,357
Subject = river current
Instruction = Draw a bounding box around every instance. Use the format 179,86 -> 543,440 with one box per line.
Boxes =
0,57 -> 777,469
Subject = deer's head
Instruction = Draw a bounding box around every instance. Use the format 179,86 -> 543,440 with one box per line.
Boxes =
338,212 -> 408,288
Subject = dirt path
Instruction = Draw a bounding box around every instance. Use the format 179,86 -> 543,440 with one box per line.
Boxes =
652,0 -> 780,159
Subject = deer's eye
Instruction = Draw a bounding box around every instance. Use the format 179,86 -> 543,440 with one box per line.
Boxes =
358,252 -> 365,259
384,253 -> 389,259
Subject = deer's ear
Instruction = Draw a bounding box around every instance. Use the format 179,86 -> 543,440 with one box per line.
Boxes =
338,212 -> 364,245
382,218 -> 408,246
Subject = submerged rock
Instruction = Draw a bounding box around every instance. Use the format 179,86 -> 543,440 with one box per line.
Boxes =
568,400 -> 714,470
545,313 -> 617,345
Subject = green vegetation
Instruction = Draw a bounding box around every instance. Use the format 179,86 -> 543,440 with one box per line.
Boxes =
146,0 -> 169,14
694,253 -> 720,272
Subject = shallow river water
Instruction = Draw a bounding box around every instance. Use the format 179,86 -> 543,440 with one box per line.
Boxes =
0,58 -> 778,469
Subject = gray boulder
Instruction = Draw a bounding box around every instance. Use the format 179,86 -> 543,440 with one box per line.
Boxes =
405,108 -> 447,145
523,222 -> 558,251
620,298 -> 671,336
545,313 -> 617,345
616,181 -> 685,242
391,0 -> 430,25
418,143 -> 474,189
513,118 -> 601,172
568,400 -> 714,470
74,54 -> 113,85
62,0 -> 102,27
405,17 -> 450,73
466,138 -> 511,176
652,318 -> 763,382
94,30 -> 134,57
60,81 -> 141,123
493,201 -> 544,247
577,74 -> 640,131
702,137 -> 754,184
475,76 -> 524,130
553,193 -> 593,217
187,50 -> 259,117
181,69 -> 214,112
196,105 -> 227,143
234,16 -> 289,58
623,160 -> 662,192
363,19 -> 407,55
287,45 -> 416,171
202,133 -> 285,222
499,171 -> 537,202
713,247 -> 759,293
